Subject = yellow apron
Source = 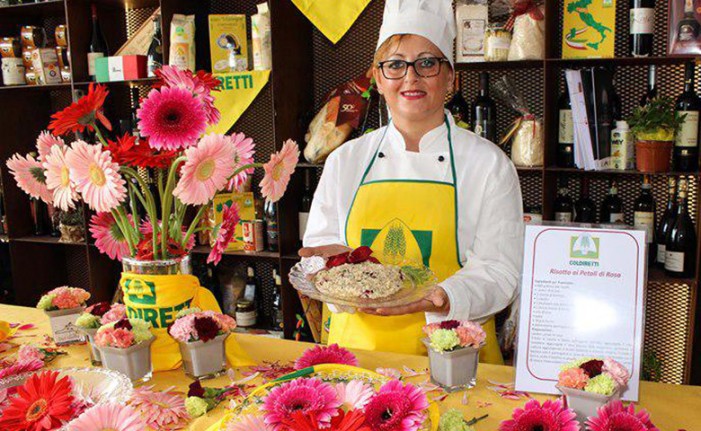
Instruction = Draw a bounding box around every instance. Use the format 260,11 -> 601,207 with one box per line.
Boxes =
328,117 -> 503,364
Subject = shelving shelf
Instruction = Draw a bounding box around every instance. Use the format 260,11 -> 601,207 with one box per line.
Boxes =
545,167 -> 701,177
0,83 -> 73,92
11,235 -> 85,246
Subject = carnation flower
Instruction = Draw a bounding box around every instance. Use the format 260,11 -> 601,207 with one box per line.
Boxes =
439,409 -> 475,431
422,322 -> 441,337
260,139 -> 299,203
95,327 -> 135,349
101,303 -> 127,325
86,301 -> 111,317
439,320 -> 461,330
43,144 -> 78,211
128,385 -> 190,430
6,153 -> 53,204
455,321 -> 486,348
585,400 -> 659,431
429,328 -> 461,352
602,358 -> 630,389
499,399 -> 580,431
37,294 -> 57,310
580,359 -> 604,378
185,396 -> 209,418
176,307 -> 202,319
294,344 -> 359,370
262,378 -> 341,429
584,374 -> 617,396
194,316 -> 220,342
169,313 -> 199,343
558,367 -> 589,390
66,141 -> 127,212
364,380 -> 428,431
45,286 -> 90,309
75,313 -> 101,329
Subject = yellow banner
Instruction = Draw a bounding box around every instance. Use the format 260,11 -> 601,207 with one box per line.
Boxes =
207,70 -> 271,135
291,0 -> 371,44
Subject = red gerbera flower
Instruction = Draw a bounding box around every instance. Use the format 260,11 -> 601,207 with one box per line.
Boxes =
48,83 -> 112,136
107,134 -> 176,169
0,370 -> 75,431
135,232 -> 187,260
282,408 -> 371,431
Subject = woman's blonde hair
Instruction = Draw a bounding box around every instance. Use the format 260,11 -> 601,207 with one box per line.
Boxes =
373,35 -> 406,66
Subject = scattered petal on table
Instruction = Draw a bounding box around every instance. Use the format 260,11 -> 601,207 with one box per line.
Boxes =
487,379 -> 514,388
418,382 -> 442,393
402,365 -> 427,377
8,323 -> 18,328
231,371 -> 260,386
18,324 -> 36,330
431,393 -> 449,402
462,391 -> 469,405
376,367 -> 401,379
476,400 -> 493,408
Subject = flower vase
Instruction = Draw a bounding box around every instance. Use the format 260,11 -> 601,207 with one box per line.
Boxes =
178,333 -> 229,379
558,385 -> 620,423
44,307 -> 85,345
422,338 -> 481,392
98,337 -> 155,382
78,327 -> 101,366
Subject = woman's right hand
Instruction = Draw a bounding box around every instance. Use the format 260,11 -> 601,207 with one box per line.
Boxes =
298,244 -> 352,258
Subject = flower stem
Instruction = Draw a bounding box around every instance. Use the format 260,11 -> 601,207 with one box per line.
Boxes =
115,205 -> 139,248
161,156 -> 187,257
110,207 -> 135,256
183,204 -> 209,249
121,167 -> 160,260
92,122 -> 108,147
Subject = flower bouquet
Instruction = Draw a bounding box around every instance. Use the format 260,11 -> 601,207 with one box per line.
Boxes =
422,320 -> 486,391
556,357 -> 630,422
94,317 -> 155,382
75,302 -> 126,365
168,307 -> 237,379
36,286 -> 90,345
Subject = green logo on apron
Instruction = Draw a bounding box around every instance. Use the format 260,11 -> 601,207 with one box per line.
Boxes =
361,218 -> 432,267
124,279 -> 157,305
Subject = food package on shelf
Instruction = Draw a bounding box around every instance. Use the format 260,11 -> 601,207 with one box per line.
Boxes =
506,0 -> 545,60
304,74 -> 373,164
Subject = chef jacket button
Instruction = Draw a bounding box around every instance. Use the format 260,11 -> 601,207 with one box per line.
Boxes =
438,155 -> 445,162
378,152 -> 385,158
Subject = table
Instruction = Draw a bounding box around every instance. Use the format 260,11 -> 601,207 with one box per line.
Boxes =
1,304 -> 699,430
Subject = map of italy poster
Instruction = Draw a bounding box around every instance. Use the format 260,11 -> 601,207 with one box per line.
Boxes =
562,0 -> 616,59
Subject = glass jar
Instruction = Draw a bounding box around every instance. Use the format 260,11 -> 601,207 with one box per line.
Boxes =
235,299 -> 257,327
484,24 -> 511,62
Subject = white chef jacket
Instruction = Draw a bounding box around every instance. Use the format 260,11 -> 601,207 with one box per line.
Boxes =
303,112 -> 524,323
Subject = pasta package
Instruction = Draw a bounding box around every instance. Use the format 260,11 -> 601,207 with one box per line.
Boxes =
506,1 -> 545,60
169,14 -> 195,71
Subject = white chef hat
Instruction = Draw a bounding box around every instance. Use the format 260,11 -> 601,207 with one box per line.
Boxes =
376,0 -> 456,66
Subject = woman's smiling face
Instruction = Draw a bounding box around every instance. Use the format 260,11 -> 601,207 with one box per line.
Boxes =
373,34 -> 453,124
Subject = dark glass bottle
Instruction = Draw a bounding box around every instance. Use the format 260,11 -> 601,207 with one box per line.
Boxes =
88,3 -> 109,80
600,180 -> 624,224
610,68 -> 623,122
147,15 -> 163,78
574,178 -> 597,223
472,72 -> 497,144
298,170 -> 313,248
634,175 -> 656,266
130,87 -> 141,138
30,199 -> 48,236
446,73 -> 470,130
677,0 -> 701,42
264,200 -> 279,252
557,88 -> 575,168
271,270 -> 284,331
674,62 -> 701,172
640,65 -> 657,107
630,0 -> 655,57
656,177 -> 678,267
554,177 -> 574,222
665,177 -> 697,278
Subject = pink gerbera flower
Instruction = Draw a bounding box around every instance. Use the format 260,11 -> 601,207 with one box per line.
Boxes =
294,344 -> 359,370
128,385 -> 190,430
6,153 -> 53,204
138,86 -> 207,151
174,133 -> 236,205
69,403 -> 146,431
36,130 -> 65,162
90,212 -> 131,261
364,380 -> 428,431
0,358 -> 44,379
156,65 -> 220,125
226,414 -> 272,431
207,203 -> 240,265
262,378 -> 341,429
499,399 -> 580,431
260,139 -> 299,203
66,141 -> 126,212
586,400 -> 659,431
227,132 -> 255,191
43,145 -> 78,211
334,380 -> 374,410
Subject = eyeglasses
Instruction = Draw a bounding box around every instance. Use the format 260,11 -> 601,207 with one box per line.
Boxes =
376,57 -> 451,80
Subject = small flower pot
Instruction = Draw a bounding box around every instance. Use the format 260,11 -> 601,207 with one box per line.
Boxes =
178,333 -> 229,379
78,327 -> 101,366
635,140 -> 673,173
558,385 -> 620,423
98,338 -> 154,383
422,338 -> 481,392
44,307 -> 85,345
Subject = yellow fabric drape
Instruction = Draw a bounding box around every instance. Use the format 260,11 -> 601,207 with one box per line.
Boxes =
207,70 -> 271,135
291,0 -> 372,43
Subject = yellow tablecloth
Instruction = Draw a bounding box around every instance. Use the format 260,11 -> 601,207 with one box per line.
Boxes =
1,304 -> 699,430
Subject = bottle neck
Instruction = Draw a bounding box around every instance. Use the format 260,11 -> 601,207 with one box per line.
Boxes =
684,66 -> 696,93
479,74 -> 489,97
685,0 -> 695,14
648,66 -> 656,91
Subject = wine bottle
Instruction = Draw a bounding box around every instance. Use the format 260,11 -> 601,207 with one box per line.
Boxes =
557,88 -> 575,168
634,175 -> 656,266
446,73 -> 470,130
271,270 -> 284,331
147,15 -> 163,78
574,178 -> 597,223
675,62 -> 701,172
640,65 -> 657,107
130,87 -> 141,139
677,0 -> 700,42
656,177 -> 677,267
0,183 -> 6,235
472,71 -> 497,144
298,170 -> 313,248
630,0 -> 655,57
30,199 -> 47,236
88,3 -> 109,80
610,67 -> 623,122
264,200 -> 279,252
554,178 -> 574,222
243,265 -> 258,303
600,180 -> 624,223
665,177 -> 697,278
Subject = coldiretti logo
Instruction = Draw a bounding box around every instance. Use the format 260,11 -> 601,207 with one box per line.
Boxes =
124,279 -> 157,305
570,234 -> 600,259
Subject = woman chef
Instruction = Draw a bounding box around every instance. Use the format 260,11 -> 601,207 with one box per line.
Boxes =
299,0 -> 524,364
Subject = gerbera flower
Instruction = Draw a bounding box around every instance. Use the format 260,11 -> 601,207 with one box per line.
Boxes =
294,344 -> 359,370
107,134 -> 176,169
586,400 -> 659,431
262,378 -> 341,429
260,139 -> 299,203
156,66 -> 221,124
128,385 -> 190,430
36,131 -> 65,162
6,153 -> 53,204
0,370 -> 74,430
49,83 -> 111,136
138,86 -> 207,151
499,399 -> 580,431
281,409 -> 371,431
207,203 -> 240,265
68,403 -> 146,431
334,380 -> 374,410
363,380 -> 428,431
0,358 -> 44,379
90,212 -> 131,261
66,141 -> 127,212
43,145 -> 79,211
226,414 -> 272,431
227,132 -> 255,191
173,133 -> 236,205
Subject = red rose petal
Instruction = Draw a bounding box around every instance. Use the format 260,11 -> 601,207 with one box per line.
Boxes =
326,252 -> 350,269
367,256 -> 380,264
348,246 -> 373,263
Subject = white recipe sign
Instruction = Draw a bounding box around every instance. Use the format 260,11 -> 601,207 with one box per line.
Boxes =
515,224 -> 645,401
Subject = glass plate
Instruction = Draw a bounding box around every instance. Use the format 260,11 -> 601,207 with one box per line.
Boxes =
289,257 -> 437,308
0,367 -> 133,430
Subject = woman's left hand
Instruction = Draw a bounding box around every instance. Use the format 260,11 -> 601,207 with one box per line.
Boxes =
360,286 -> 450,316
